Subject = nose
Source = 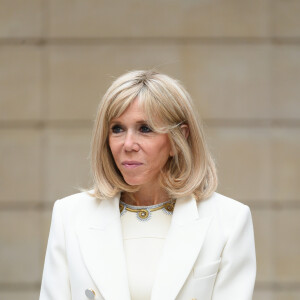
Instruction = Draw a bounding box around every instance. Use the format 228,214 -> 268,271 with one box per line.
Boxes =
124,131 -> 140,152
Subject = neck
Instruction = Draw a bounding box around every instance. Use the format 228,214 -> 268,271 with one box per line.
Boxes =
121,185 -> 170,206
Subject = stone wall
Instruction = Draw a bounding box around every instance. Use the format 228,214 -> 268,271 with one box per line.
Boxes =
0,1 -> 300,299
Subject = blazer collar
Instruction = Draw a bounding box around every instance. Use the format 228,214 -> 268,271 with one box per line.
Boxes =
76,193 -> 212,300
76,193 -> 131,300
151,195 -> 212,300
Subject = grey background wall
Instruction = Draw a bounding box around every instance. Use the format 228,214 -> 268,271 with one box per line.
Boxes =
0,1 -> 300,299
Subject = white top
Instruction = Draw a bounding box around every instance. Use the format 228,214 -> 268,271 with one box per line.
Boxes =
120,200 -> 175,300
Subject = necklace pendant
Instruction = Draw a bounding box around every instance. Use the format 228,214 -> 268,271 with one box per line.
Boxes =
137,209 -> 151,221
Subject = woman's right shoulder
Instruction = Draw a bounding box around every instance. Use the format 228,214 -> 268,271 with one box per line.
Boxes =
49,190 -> 106,230
53,189 -> 101,217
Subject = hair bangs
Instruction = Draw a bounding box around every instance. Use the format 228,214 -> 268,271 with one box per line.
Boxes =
106,89 -> 139,122
137,88 -> 180,135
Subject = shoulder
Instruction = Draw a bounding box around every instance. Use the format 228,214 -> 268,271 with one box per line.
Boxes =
55,189 -> 98,208
195,193 -> 254,247
197,192 -> 249,214
52,190 -> 101,224
196,192 -> 252,228
57,189 -> 97,204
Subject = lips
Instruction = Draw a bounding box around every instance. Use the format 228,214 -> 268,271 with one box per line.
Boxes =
121,161 -> 143,169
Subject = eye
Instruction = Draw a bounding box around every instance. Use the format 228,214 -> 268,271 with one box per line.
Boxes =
140,124 -> 152,133
111,125 -> 123,134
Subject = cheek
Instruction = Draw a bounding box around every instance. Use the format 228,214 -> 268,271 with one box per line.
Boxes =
148,140 -> 171,163
108,139 -> 119,159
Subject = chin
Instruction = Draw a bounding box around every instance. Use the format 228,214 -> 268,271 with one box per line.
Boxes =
123,176 -> 144,186
124,181 -> 142,186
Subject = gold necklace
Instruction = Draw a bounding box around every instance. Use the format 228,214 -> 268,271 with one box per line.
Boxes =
119,199 -> 176,221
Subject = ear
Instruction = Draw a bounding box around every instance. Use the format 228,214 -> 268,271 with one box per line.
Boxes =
180,124 -> 189,139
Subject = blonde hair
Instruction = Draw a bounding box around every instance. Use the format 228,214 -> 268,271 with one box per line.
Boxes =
88,70 -> 217,201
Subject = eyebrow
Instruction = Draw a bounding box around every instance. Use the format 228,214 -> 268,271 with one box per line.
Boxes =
110,119 -> 149,124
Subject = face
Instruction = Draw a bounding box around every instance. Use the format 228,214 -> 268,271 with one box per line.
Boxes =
108,98 -> 173,189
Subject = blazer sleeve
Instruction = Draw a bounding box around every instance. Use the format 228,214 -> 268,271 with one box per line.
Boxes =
212,205 -> 256,300
39,200 -> 72,300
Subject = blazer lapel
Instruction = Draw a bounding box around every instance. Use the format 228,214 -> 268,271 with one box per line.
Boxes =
76,193 -> 131,300
151,195 -> 212,300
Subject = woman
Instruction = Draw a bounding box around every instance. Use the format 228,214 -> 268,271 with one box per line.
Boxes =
40,70 -> 256,300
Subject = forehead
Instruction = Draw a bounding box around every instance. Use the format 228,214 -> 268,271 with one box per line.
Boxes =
108,96 -> 168,132
110,99 -> 146,121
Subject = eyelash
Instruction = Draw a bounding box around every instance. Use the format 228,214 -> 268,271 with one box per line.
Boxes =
111,124 -> 152,134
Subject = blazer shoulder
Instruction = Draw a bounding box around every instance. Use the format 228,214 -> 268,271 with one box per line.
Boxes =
53,190 -> 101,221
57,189 -> 97,205
196,193 -> 253,243
212,192 -> 249,209
49,190 -> 108,233
197,192 -> 251,220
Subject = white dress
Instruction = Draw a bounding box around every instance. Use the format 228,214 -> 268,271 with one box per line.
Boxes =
120,199 -> 175,300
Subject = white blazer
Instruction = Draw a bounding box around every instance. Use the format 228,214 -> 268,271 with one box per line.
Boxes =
39,191 -> 256,300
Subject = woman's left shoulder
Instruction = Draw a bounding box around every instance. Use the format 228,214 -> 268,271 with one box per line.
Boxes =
196,192 -> 251,220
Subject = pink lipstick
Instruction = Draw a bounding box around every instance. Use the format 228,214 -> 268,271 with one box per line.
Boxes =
121,161 -> 143,169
